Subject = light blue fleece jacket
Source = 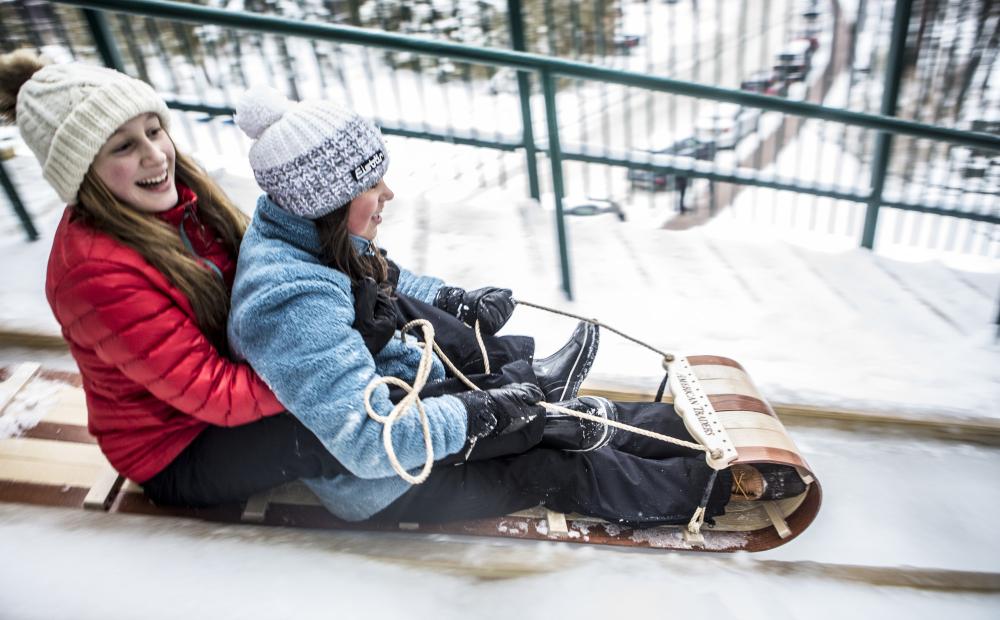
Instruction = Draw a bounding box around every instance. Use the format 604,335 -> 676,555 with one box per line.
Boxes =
228,195 -> 469,521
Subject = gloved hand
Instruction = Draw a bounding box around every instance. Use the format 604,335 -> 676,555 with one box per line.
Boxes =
454,382 -> 544,441
433,286 -> 515,336
351,277 -> 397,355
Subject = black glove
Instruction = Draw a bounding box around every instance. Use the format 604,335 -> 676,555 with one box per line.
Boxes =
434,286 -> 515,336
351,277 -> 397,355
454,383 -> 544,441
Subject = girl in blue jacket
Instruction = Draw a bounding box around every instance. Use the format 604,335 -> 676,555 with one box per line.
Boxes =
226,87 -> 799,527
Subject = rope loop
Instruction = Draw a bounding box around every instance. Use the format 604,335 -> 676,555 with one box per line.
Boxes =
362,319 -> 438,484
363,300 -> 707,487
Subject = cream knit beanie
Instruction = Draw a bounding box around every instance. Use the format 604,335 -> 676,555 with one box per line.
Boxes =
14,61 -> 170,205
235,86 -> 388,220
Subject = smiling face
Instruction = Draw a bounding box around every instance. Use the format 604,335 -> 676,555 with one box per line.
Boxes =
346,178 -> 394,240
90,113 -> 177,213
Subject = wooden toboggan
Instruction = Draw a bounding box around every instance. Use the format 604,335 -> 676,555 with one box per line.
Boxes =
0,357 -> 820,552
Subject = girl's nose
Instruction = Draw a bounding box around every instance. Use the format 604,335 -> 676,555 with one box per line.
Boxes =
382,182 -> 394,201
140,139 -> 166,164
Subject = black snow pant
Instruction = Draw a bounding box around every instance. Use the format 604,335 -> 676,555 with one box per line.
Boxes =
377,296 -> 732,526
372,400 -> 732,527
141,413 -> 349,507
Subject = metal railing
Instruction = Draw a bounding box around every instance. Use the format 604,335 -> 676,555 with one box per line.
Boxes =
3,0 -> 999,298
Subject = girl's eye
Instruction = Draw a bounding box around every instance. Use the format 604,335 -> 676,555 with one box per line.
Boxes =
112,141 -> 132,153
148,127 -> 161,137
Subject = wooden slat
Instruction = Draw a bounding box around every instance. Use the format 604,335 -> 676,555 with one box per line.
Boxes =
37,385 -> 88,426
719,410 -> 792,435
687,355 -> 744,370
0,480 -> 90,508
0,363 -> 41,413
83,467 -> 124,511
241,493 -> 271,522
0,437 -> 107,466
692,364 -> 750,383
763,501 -> 793,538
265,481 -> 322,506
735,446 -> 811,471
0,456 -> 108,487
0,436 -> 104,462
709,394 -> 776,417
545,509 -> 569,535
697,377 -> 763,399
22,422 -> 95,444
727,427 -> 801,454
713,492 -> 808,531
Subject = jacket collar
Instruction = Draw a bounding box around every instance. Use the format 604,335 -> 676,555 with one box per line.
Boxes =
155,182 -> 198,227
350,234 -> 376,256
255,194 -> 323,255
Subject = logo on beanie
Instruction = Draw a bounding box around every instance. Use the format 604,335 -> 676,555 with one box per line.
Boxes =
352,150 -> 385,181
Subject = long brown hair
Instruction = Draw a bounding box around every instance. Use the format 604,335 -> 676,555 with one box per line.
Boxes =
314,206 -> 389,286
75,152 -> 248,353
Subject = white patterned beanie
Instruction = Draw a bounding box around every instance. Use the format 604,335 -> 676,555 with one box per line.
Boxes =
13,60 -> 170,205
234,86 -> 389,220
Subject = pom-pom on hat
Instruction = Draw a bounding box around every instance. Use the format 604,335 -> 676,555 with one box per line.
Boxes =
235,86 -> 389,220
0,51 -> 170,205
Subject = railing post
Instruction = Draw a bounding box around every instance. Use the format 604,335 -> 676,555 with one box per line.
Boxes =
82,8 -> 126,72
507,0 -> 540,200
861,0 -> 912,250
541,68 -> 572,300
0,159 -> 39,242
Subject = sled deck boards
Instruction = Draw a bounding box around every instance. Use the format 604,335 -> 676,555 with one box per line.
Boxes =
0,365 -> 112,510
1,361 -> 818,552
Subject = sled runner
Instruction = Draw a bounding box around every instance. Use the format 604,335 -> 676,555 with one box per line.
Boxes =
0,359 -> 820,552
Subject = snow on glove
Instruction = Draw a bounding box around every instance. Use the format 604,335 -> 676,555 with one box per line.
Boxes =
351,277 -> 398,355
433,286 -> 515,336
454,382 -> 544,442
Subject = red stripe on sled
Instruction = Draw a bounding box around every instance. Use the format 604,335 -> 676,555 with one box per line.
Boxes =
708,395 -> 777,418
22,422 -> 96,444
734,446 -> 810,472
0,480 -> 91,508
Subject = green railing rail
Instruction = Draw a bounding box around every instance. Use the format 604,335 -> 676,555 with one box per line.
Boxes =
37,0 -> 1000,298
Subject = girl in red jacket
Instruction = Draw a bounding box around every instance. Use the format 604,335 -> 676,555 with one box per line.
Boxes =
0,50 -> 353,505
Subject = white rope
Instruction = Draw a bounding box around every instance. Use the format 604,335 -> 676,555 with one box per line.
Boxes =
362,319 -> 438,484
363,309 -> 706,485
476,305 -> 701,452
538,401 -> 705,452
362,318 -> 483,484
362,303 -> 722,539
512,298 -> 673,361
687,506 -> 707,536
474,319 -> 490,375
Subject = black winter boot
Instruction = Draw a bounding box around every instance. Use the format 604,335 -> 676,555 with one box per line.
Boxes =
541,395 -> 618,452
532,321 -> 599,402
729,463 -> 808,501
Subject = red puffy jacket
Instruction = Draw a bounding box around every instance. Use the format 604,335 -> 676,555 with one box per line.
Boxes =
45,183 -> 284,483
